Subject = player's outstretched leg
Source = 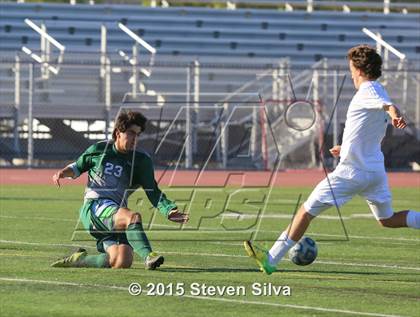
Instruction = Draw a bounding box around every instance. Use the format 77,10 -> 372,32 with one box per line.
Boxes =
244,204 -> 315,274
367,201 -> 420,229
51,248 -> 110,268
378,210 -> 420,229
114,208 -> 164,270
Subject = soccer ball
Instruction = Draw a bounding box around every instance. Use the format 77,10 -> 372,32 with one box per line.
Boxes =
288,236 -> 317,266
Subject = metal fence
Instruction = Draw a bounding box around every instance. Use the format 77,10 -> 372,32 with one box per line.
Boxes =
11,0 -> 420,14
0,57 -> 419,169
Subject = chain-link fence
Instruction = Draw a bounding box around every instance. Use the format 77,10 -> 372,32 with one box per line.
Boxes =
0,58 -> 419,169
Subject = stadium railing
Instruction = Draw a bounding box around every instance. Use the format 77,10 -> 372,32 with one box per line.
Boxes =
8,0 -> 420,14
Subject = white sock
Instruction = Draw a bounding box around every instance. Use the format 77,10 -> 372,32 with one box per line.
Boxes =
268,231 -> 297,266
406,210 -> 420,229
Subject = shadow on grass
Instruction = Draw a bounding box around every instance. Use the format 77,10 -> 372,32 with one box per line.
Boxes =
158,267 -> 412,275
159,267 -> 260,273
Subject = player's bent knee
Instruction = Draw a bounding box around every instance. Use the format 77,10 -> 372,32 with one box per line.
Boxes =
111,254 -> 133,269
114,208 -> 137,229
119,257 -> 133,269
292,210 -> 315,226
303,211 -> 316,221
108,255 -> 118,268
111,260 -> 132,269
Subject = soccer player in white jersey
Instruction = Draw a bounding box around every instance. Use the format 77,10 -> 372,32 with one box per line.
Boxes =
244,45 -> 420,274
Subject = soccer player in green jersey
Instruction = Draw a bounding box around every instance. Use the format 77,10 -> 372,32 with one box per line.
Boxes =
51,111 -> 189,270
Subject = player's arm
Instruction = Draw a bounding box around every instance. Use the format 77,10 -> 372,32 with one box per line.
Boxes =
53,144 -> 96,187
329,145 -> 341,158
383,104 -> 407,129
328,123 -> 345,158
52,163 -> 77,187
138,156 -> 189,224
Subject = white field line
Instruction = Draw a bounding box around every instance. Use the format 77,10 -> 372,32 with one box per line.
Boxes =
207,240 -> 413,247
0,215 -> 75,222
160,251 -> 420,271
0,277 -> 408,317
149,224 -> 420,242
220,213 -> 375,220
313,260 -> 420,271
1,214 -> 419,242
307,232 -> 420,243
0,239 -> 96,250
162,250 -> 247,258
1,239 -> 419,272
0,213 -> 374,222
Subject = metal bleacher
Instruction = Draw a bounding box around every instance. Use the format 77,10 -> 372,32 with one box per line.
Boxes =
1,3 -> 418,116
1,3 -> 419,59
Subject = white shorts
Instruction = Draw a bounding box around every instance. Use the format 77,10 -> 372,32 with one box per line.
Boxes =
303,164 -> 393,220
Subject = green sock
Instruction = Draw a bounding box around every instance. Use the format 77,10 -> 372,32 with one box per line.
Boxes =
126,222 -> 152,260
78,254 -> 109,268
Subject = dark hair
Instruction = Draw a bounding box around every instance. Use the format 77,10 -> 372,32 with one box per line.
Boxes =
347,45 -> 382,80
112,111 -> 147,141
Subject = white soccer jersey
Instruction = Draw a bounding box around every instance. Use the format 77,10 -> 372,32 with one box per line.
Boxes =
339,80 -> 392,172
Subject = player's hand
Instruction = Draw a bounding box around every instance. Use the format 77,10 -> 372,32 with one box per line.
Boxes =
392,117 -> 406,129
52,171 -> 63,187
168,209 -> 189,224
329,145 -> 341,158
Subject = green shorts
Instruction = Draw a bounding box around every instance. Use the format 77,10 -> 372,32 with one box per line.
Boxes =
79,199 -> 129,253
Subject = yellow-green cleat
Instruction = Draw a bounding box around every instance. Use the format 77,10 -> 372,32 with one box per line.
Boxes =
243,241 -> 276,275
145,252 -> 164,270
51,248 -> 87,268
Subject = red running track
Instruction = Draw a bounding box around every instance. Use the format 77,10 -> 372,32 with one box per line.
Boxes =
1,169 -> 419,188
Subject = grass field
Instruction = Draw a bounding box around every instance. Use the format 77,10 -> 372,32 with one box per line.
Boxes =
0,184 -> 419,317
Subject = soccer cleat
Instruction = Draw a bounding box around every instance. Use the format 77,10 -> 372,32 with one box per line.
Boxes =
51,248 -> 87,268
144,252 -> 164,270
243,241 -> 276,275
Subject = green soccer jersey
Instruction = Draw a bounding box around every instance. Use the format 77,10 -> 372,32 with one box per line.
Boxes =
70,140 -> 176,218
